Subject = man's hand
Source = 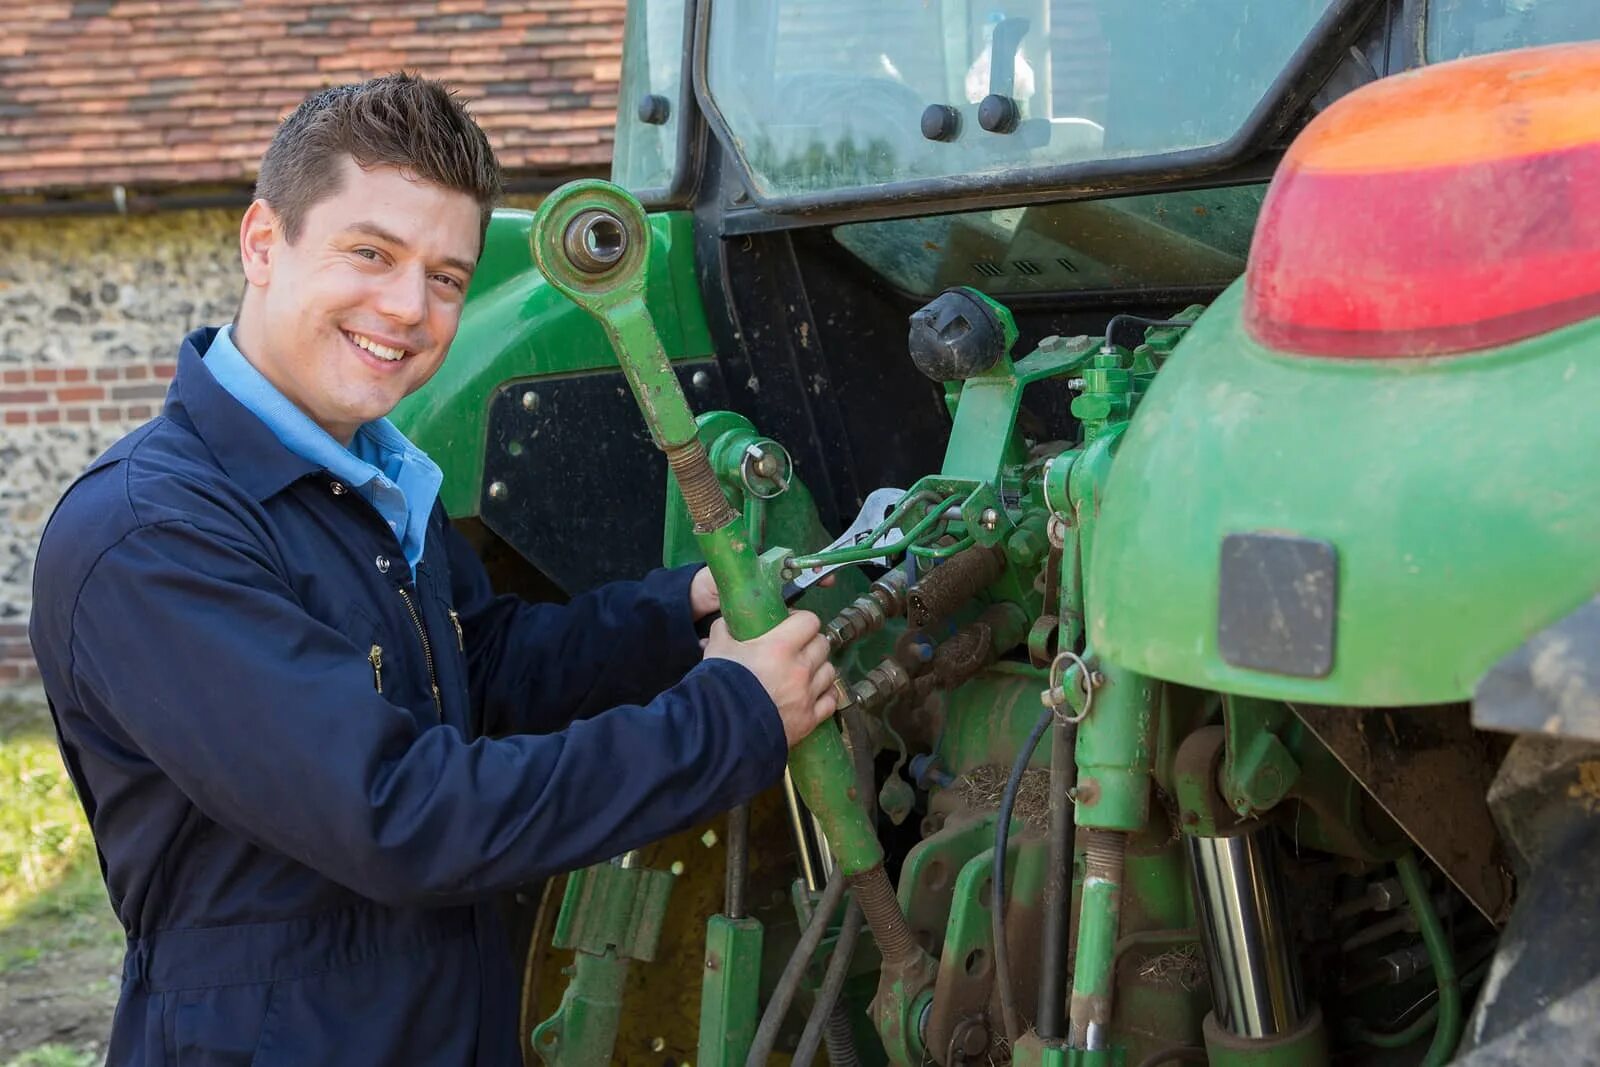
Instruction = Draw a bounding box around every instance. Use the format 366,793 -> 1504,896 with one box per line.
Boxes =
704,611 -> 838,747
690,565 -> 720,621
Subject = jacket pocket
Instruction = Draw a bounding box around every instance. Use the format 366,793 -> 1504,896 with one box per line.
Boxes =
340,603 -> 385,696
168,981 -> 279,1067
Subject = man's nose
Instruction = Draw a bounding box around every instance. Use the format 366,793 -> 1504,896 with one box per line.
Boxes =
375,263 -> 428,327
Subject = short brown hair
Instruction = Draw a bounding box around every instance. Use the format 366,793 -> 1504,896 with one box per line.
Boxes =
255,72 -> 503,247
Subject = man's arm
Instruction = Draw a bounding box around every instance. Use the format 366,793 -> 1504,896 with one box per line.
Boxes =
60,518 -> 787,907
442,523 -> 708,736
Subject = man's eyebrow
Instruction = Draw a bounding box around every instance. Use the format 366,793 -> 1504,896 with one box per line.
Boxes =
344,221 -> 476,278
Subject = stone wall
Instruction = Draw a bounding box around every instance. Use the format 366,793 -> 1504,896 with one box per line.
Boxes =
0,208 -> 241,687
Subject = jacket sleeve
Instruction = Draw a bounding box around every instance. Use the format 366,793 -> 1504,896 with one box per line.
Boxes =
64,518 -> 787,908
441,524 -> 710,737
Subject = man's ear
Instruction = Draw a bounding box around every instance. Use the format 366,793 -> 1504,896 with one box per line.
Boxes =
239,198 -> 280,288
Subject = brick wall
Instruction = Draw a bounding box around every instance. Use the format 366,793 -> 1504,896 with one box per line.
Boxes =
1,208 -> 241,688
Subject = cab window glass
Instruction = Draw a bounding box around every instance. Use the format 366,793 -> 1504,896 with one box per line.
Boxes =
611,0 -> 686,195
834,186 -> 1266,297
1427,0 -> 1600,61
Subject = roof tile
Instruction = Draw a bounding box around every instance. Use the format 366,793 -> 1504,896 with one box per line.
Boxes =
0,0 -> 624,193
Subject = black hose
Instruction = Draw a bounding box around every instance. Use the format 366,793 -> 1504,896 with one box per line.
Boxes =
1037,712 -> 1079,1039
993,704 -> 1057,1044
745,869 -> 849,1067
791,898 -> 866,1067
1102,314 -> 1194,353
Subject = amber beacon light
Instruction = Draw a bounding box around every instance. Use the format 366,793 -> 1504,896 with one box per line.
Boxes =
1244,42 -> 1600,359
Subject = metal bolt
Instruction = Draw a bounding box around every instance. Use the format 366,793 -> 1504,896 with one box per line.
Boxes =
1038,334 -> 1064,351
488,481 -> 508,501
691,370 -> 710,390
651,1037 -> 666,1053
979,507 -> 1000,532
1067,377 -> 1086,391
521,390 -> 539,411
670,860 -> 685,876
700,829 -> 719,849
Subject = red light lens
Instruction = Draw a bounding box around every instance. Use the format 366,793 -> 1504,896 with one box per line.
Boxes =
1245,43 -> 1600,359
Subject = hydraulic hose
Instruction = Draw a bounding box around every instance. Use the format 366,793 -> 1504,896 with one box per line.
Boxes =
745,870 -> 849,1067
1396,852 -> 1462,1067
792,898 -> 866,1067
994,703 -> 1057,1043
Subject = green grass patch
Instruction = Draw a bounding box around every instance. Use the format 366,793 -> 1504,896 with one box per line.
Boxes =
0,697 -> 122,974
0,1044 -> 100,1067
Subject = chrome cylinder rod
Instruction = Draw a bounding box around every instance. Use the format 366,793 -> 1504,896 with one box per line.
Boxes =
1186,826 -> 1306,1037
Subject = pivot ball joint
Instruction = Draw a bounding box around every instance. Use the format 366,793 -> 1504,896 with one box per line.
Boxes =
563,209 -> 629,274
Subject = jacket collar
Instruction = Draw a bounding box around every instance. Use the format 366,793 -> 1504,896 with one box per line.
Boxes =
166,326 -> 322,501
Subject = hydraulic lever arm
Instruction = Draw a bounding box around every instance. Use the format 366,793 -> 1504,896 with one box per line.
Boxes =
530,181 -> 935,1063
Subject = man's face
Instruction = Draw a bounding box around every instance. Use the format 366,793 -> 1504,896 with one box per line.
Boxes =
237,157 -> 480,443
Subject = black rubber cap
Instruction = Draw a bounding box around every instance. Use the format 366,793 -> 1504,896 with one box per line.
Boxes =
977,94 -> 1020,134
907,288 -> 1007,382
636,93 -> 671,126
920,103 -> 961,142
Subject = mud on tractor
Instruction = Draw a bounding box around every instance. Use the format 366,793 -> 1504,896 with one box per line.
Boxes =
391,2 -> 1600,1064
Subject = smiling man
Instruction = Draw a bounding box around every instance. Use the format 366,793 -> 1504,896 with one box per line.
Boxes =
28,75 -> 836,1065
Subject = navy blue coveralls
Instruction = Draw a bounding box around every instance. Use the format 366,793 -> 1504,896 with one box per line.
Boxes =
28,327 -> 788,1065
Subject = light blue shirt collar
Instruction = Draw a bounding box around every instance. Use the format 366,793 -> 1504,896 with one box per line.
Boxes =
202,324 -> 442,571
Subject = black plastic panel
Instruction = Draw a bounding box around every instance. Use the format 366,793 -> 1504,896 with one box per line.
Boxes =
480,362 -> 728,593
1217,532 -> 1338,678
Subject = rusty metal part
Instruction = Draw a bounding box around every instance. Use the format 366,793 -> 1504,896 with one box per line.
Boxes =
825,569 -> 911,652
665,438 -> 739,532
946,1015 -> 992,1064
1068,828 -> 1129,1049
1290,703 -> 1511,923
907,544 -> 1006,627
725,804 -> 749,920
852,658 -> 914,715
852,866 -> 918,967
923,603 -> 1030,697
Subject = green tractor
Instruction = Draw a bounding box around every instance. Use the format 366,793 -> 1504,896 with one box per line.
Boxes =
392,2 -> 1600,1064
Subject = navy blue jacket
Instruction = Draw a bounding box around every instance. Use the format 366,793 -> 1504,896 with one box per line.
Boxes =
28,327 -> 787,1065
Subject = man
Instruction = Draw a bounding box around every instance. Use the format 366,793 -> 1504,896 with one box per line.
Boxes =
29,74 -> 837,1065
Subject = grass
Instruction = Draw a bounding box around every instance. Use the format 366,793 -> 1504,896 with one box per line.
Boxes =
0,694 -> 122,973
0,1046 -> 99,1067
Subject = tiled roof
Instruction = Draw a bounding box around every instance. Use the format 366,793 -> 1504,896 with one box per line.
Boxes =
0,0 -> 625,195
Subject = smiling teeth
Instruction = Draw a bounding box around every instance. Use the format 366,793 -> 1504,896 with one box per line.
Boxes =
349,332 -> 406,361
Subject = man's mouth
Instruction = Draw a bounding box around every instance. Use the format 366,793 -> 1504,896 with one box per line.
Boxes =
344,330 -> 409,362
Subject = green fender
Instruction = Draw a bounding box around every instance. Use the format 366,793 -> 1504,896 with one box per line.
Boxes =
1089,280 -> 1600,706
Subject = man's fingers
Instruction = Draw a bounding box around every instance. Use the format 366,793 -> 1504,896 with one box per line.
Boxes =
800,633 -> 831,672
771,609 -> 822,647
810,661 -> 837,699
813,691 -> 838,723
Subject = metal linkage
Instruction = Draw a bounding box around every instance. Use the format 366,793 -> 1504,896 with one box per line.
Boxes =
532,181 -> 933,1064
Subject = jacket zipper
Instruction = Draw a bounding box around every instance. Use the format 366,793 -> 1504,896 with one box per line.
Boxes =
397,586 -> 443,717
448,609 -> 464,652
368,644 -> 383,694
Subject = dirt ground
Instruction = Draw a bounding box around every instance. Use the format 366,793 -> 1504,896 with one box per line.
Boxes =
0,939 -> 119,1064
0,688 -> 121,1067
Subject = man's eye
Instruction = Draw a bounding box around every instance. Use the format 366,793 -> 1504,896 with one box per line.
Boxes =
354,248 -> 382,261
432,274 -> 465,291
